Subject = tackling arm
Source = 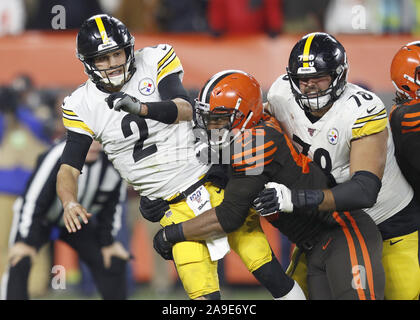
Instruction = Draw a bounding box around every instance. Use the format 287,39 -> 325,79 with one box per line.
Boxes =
159,174 -> 267,244
318,129 -> 387,211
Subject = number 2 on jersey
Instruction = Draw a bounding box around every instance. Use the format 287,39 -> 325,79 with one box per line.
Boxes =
121,114 -> 157,162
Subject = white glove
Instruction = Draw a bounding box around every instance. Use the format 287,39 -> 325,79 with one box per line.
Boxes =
253,182 -> 294,216
106,92 -> 142,114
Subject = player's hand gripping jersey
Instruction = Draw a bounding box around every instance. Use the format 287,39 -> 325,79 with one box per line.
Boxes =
61,45 -> 209,199
267,75 -> 413,224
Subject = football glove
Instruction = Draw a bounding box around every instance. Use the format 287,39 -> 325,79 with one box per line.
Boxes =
253,182 -> 294,216
106,92 -> 142,114
139,196 -> 169,223
153,228 -> 174,260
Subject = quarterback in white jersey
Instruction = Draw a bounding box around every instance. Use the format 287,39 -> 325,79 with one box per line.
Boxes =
62,46 -> 208,199
258,32 -> 420,300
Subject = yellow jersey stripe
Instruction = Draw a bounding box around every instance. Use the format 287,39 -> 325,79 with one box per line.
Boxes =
62,108 -> 77,116
95,16 -> 109,44
302,33 -> 316,68
352,117 -> 387,139
157,56 -> 181,83
354,109 -> 387,124
62,118 -> 94,135
157,48 -> 175,70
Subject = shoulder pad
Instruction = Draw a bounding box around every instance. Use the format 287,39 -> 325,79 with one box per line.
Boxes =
344,85 -> 388,139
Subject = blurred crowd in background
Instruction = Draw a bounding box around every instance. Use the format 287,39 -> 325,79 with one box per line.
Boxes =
1,0 -> 420,36
1,0 -> 413,147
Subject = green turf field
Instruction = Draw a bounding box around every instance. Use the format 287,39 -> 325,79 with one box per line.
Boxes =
36,285 -> 272,300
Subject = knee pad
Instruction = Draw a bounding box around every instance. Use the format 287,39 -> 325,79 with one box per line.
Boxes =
252,255 -> 294,298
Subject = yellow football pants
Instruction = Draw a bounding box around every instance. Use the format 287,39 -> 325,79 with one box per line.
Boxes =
160,182 -> 273,299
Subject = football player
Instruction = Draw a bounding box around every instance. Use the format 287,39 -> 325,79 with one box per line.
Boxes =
261,32 -> 419,300
390,42 -> 420,204
152,70 -> 385,299
57,14 -> 298,300
387,41 -> 420,298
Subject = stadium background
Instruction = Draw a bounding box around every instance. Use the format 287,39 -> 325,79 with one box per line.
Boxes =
0,0 -> 418,299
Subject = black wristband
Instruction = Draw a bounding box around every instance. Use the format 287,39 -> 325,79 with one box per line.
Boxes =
291,189 -> 324,210
144,100 -> 178,124
164,223 -> 185,244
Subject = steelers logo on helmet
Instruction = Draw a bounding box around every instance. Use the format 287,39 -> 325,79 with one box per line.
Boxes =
194,70 -> 264,149
76,14 -> 136,91
287,32 -> 348,112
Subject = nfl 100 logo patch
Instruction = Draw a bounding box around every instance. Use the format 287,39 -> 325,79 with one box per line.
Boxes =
139,78 -> 155,96
189,188 -> 202,204
327,128 -> 339,145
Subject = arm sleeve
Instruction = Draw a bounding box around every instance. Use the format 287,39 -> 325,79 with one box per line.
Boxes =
330,170 -> 382,211
216,173 -> 268,233
60,130 -> 92,172
157,72 -> 192,104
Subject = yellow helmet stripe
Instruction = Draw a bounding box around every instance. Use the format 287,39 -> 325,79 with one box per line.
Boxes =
94,16 -> 109,44
302,33 -> 316,68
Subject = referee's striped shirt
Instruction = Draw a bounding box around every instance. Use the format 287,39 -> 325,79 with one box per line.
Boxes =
8,140 -> 126,249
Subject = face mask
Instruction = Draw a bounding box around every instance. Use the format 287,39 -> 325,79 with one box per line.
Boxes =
301,93 -> 332,111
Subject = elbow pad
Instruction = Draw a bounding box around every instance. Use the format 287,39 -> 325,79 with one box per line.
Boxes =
331,171 -> 382,211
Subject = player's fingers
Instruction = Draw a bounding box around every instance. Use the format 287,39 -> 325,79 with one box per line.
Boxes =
113,101 -> 122,111
78,208 -> 91,224
10,255 -> 22,267
72,214 -> 82,230
66,211 -> 79,232
63,214 -> 75,233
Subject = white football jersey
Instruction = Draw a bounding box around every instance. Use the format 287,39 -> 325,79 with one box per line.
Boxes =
61,44 -> 209,199
267,74 -> 413,224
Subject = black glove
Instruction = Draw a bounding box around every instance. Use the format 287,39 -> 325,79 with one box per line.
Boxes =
153,223 -> 186,261
153,228 -> 173,260
252,183 -> 294,216
105,92 -> 142,114
139,196 -> 169,222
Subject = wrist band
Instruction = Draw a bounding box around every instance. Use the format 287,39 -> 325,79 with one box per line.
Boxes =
291,189 -> 324,210
144,100 -> 178,124
164,223 -> 185,244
